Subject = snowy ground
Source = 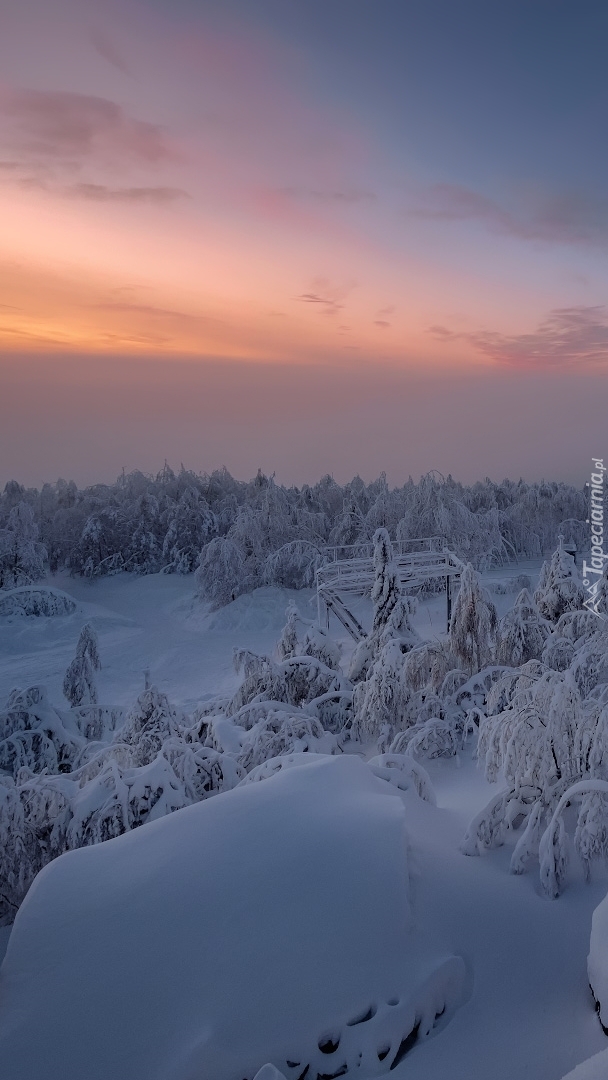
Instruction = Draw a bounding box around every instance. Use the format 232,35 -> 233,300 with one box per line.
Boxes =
2,560 -> 608,1079
0,559 -> 544,709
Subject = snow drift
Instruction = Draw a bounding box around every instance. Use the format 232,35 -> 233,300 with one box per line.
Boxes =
0,754 -> 464,1080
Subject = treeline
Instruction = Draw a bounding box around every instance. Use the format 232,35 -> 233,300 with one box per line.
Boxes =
0,465 -> 587,599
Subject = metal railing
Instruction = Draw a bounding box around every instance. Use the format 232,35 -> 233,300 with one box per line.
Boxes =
316,538 -> 465,640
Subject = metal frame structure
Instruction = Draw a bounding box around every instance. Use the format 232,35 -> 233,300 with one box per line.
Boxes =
316,537 -> 465,641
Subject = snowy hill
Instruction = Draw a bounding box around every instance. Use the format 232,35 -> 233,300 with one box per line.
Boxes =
0,754 -> 465,1080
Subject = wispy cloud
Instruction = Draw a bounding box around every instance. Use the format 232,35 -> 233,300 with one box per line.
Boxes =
93,300 -> 215,325
295,292 -> 345,316
0,89 -> 176,164
374,304 -> 394,328
90,30 -> 131,76
294,278 -> 356,317
429,306 -> 608,367
64,183 -> 188,203
411,183 -> 608,247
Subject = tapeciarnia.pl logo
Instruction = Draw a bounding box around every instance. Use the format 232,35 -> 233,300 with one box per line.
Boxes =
582,458 -> 607,619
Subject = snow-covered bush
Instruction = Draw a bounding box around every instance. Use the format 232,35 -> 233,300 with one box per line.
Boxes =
236,710 -> 338,772
402,640 -> 459,693
0,587 -> 76,618
569,630 -> 608,698
463,658 -> 608,895
0,685 -> 83,776
542,634 -> 576,672
229,649 -> 349,716
274,602 -> 341,670
390,717 -> 461,760
0,684 -> 247,922
371,528 -> 400,632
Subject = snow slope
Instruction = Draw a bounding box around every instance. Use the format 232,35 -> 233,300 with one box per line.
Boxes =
0,754 -> 465,1080
0,562 -> 543,709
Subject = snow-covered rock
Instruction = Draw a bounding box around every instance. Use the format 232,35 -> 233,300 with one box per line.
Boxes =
0,754 -> 465,1080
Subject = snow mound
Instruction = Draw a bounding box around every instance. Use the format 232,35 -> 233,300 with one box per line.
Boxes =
207,586 -> 311,635
561,1048 -> 608,1080
588,888 -> 608,1031
0,586 -> 77,618
0,754 -> 464,1080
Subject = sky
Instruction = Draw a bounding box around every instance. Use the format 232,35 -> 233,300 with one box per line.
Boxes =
0,0 -> 607,487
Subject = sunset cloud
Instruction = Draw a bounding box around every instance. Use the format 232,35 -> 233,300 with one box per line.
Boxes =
429,306 -> 608,367
64,183 -> 188,203
0,89 -> 176,165
411,183 -> 608,247
295,292 -> 345,316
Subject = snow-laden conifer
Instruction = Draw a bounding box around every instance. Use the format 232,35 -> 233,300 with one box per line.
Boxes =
0,502 -> 47,588
63,625 -> 101,707
534,543 -> 586,622
196,536 -> 245,608
449,563 -> 498,673
495,588 -> 550,666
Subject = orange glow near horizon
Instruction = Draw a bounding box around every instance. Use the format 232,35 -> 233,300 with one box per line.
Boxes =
0,182 -> 550,368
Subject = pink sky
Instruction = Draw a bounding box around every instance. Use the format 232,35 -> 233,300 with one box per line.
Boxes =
1,0 -> 606,486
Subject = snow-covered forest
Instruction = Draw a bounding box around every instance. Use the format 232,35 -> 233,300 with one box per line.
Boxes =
0,466 -> 587,596
1,473 -> 608,1080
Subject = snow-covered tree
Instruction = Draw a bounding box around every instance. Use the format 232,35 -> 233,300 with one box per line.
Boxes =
349,528 -> 406,682
118,686 -> 181,766
534,542 -> 586,622
63,625 -> 101,707
196,536 -> 245,608
496,588 -> 551,667
263,540 -> 323,590
69,507 -> 126,578
449,564 -> 498,674
351,639 -> 412,743
124,493 -> 162,574
276,602 -> 300,661
462,659 -> 608,895
371,528 -> 400,633
162,488 -> 216,573
0,502 -> 47,588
